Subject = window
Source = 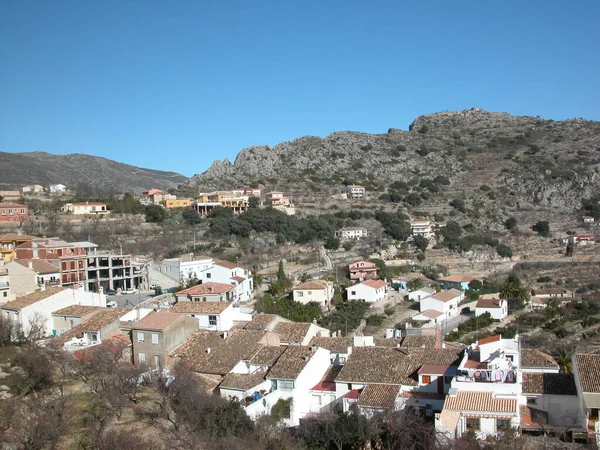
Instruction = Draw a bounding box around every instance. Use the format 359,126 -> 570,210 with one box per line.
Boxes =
203,297 -> 207,302
351,291 -> 356,295
2,292 -> 6,298
279,380 -> 294,389
466,418 -> 480,431
138,353 -> 146,363
307,291 -> 312,295
0,209 -> 4,215
496,419 -> 511,431
422,375 -> 431,384
206,273 -> 211,279
151,333 -> 159,344
526,397 -> 537,405
137,332 -> 145,342
339,356 -> 347,364
297,291 -> 304,297
209,315 -> 217,326
310,394 -> 322,406
347,383 -> 352,390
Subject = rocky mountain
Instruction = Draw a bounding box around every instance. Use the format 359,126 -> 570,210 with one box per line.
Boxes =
0,151 -> 188,193
189,108 -> 600,210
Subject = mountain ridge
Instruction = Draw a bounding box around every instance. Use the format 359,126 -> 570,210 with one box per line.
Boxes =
188,108 -> 600,210
0,151 -> 188,193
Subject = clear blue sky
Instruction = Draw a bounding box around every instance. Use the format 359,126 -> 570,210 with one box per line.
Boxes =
1,1 -> 599,177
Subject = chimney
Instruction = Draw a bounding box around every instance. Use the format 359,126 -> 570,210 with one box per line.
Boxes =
40,284 -> 46,292
209,286 -> 214,293
223,331 -> 228,339
27,261 -> 33,270
206,348 -> 211,354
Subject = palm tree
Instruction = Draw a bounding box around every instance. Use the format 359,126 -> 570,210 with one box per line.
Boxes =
553,348 -> 573,374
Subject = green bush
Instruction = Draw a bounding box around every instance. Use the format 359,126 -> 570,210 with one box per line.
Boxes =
532,220 -> 551,237
366,315 -> 385,326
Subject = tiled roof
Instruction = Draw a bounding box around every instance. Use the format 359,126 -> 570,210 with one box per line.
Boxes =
244,314 -> 281,330
337,347 -> 461,385
400,335 -> 438,349
373,338 -> 402,348
177,283 -> 234,296
268,345 -> 313,380
431,290 -> 461,303
362,280 -> 388,289
438,410 -> 461,431
231,276 -> 245,283
53,308 -> 127,345
311,381 -> 336,391
417,309 -> 444,319
574,354 -> 600,393
219,372 -> 266,391
1,287 -> 66,310
476,298 -> 504,308
444,391 -> 517,414
0,234 -> 37,242
132,311 -> 183,331
478,335 -> 501,345
170,301 -> 230,314
358,384 -> 400,408
293,279 -> 331,291
418,364 -> 452,375
249,346 -> 286,366
274,321 -> 311,343
308,336 -> 353,353
15,259 -> 60,274
439,275 -> 483,283
52,305 -> 104,317
522,373 -> 577,396
532,287 -> 571,296
215,260 -> 248,270
521,349 -> 559,369
173,329 -> 267,375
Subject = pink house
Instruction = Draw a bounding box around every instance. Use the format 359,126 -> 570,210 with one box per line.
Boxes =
348,260 -> 378,282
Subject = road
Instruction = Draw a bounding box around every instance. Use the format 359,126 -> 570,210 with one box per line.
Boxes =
109,290 -> 156,308
442,313 -> 470,335
320,247 -> 333,270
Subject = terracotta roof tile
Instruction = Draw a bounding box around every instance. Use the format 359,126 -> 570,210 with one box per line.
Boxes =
362,280 -> 388,289
308,336 -> 353,353
15,259 -> 60,274
400,335 -> 438,349
268,345 -> 313,380
53,308 -> 127,346
177,282 -> 234,296
214,260 -> 248,270
219,372 -> 266,391
132,311 -> 183,331
274,322 -> 311,343
1,287 -> 66,310
244,314 -> 281,330
358,384 -> 400,408
52,305 -> 104,317
174,329 -> 268,375
293,279 -> 332,291
476,298 -> 504,308
444,391 -> 517,414
416,309 -> 444,319
249,346 -> 286,366
574,353 -> 600,393
171,301 -> 231,314
478,335 -> 501,345
431,290 -> 462,303
522,373 -> 577,396
521,349 -> 559,369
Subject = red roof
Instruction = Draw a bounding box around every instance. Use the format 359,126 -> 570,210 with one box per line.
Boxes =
418,364 -> 451,375
345,388 -> 362,399
478,335 -> 501,345
178,282 -> 234,295
310,381 -> 336,392
362,280 -> 388,289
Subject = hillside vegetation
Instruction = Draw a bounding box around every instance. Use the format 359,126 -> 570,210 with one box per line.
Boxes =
189,108 -> 600,211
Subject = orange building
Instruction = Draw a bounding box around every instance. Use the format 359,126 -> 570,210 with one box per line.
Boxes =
0,204 -> 28,224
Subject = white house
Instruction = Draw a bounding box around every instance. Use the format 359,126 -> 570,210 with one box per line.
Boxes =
1,286 -> 106,337
292,279 -> 334,308
346,280 -> 388,303
170,301 -> 251,331
419,289 -> 463,320
49,184 -> 66,193
573,353 -> 600,433
411,220 -> 434,239
0,267 -> 9,302
61,202 -> 109,215
155,255 -> 254,303
22,185 -> 44,194
475,297 -> 508,320
407,287 -> 436,302
175,282 -> 235,303
335,227 -> 368,240
342,185 -> 365,199
411,309 -> 445,327
254,346 -> 332,426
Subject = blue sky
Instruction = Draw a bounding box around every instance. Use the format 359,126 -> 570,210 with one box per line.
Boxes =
1,1 -> 599,177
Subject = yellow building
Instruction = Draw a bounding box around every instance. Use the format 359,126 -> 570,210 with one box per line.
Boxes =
0,233 -> 37,262
163,198 -> 194,209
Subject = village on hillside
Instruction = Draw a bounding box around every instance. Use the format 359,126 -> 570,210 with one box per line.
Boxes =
1,182 -> 600,449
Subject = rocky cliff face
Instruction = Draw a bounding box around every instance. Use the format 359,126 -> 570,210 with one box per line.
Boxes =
189,108 -> 600,210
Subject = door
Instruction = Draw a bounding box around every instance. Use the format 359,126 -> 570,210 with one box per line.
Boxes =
154,355 -> 161,370
437,376 -> 444,394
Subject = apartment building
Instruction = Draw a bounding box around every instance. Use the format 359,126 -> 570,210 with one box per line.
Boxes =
0,204 -> 28,223
61,202 -> 109,215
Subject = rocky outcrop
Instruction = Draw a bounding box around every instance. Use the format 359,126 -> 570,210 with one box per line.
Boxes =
188,109 -> 600,210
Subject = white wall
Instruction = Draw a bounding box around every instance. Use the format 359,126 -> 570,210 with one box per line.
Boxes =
3,289 -> 106,337
221,379 -> 272,402
476,303 -> 507,320
408,289 -> 433,302
346,284 -> 385,303
293,286 -> 333,306
520,394 -> 584,427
